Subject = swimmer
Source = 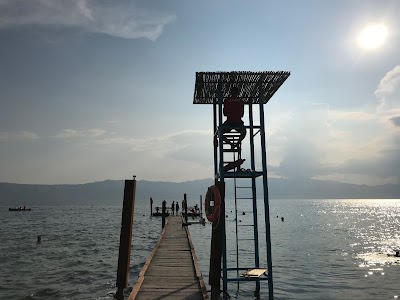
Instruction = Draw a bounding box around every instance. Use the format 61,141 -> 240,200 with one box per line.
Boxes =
37,235 -> 41,244
387,250 -> 400,257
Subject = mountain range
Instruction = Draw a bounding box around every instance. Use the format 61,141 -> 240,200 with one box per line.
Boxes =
0,178 -> 398,206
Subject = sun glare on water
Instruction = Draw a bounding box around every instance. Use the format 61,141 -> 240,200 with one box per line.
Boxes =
358,24 -> 388,50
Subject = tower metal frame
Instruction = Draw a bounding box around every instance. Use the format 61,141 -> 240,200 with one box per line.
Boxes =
194,71 -> 290,300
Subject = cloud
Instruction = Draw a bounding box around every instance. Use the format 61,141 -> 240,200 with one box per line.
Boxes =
96,129 -> 212,161
375,65 -> 400,111
267,104 -> 333,179
267,94 -> 400,184
0,131 -> 39,141
317,67 -> 400,184
330,111 -> 375,122
165,130 -> 213,166
53,128 -> 213,165
50,128 -> 213,182
269,65 -> 400,184
54,128 -> 107,139
0,0 -> 176,40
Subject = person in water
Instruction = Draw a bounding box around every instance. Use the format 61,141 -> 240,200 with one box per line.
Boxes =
387,250 -> 400,257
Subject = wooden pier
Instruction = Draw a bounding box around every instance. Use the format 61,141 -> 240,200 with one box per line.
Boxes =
129,216 -> 209,300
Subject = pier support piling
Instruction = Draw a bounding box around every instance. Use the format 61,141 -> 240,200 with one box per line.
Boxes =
209,181 -> 225,300
116,176 -> 137,300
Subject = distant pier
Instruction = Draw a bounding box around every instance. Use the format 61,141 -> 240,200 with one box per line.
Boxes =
128,216 -> 208,299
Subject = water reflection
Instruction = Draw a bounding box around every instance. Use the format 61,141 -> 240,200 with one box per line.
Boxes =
189,198 -> 400,299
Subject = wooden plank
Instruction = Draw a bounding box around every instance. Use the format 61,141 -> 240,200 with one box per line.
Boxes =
129,216 -> 208,300
135,291 -> 203,300
129,217 -> 171,298
140,279 -> 198,286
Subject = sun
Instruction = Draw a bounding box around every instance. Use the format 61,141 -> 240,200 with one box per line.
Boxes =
358,24 -> 388,50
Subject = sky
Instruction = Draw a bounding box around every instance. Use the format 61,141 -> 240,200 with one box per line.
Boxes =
0,0 -> 399,185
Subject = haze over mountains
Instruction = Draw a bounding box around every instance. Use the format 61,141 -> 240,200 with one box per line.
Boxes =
0,178 -> 399,206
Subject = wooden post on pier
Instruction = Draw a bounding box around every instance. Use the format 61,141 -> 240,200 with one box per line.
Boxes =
116,176 -> 137,300
150,197 -> 153,216
200,195 -> 203,218
209,181 -> 225,300
162,200 -> 166,229
184,193 -> 188,225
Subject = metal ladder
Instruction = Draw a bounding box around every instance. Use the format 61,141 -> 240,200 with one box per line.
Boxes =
220,128 -> 267,297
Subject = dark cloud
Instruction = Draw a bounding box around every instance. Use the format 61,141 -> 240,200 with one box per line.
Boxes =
269,138 -> 324,179
390,116 -> 400,127
270,135 -> 400,184
333,149 -> 400,182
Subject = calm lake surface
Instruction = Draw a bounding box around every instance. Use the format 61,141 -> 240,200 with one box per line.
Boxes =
1,199 -> 399,299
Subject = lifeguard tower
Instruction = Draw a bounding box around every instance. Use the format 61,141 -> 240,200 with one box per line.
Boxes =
193,71 -> 290,300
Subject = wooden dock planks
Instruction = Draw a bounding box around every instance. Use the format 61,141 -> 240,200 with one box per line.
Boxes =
129,216 -> 208,300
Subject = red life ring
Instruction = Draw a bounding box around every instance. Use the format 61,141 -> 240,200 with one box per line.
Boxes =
205,185 -> 221,222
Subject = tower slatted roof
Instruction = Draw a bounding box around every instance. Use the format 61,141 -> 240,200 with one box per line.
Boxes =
193,71 -> 290,104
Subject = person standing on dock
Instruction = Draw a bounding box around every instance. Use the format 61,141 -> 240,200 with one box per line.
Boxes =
176,202 -> 179,215
171,201 -> 175,216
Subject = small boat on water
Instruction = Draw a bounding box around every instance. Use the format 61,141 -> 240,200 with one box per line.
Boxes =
182,206 -> 201,217
152,206 -> 170,217
9,207 -> 32,211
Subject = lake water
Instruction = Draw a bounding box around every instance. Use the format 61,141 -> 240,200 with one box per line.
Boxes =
1,198 -> 399,299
